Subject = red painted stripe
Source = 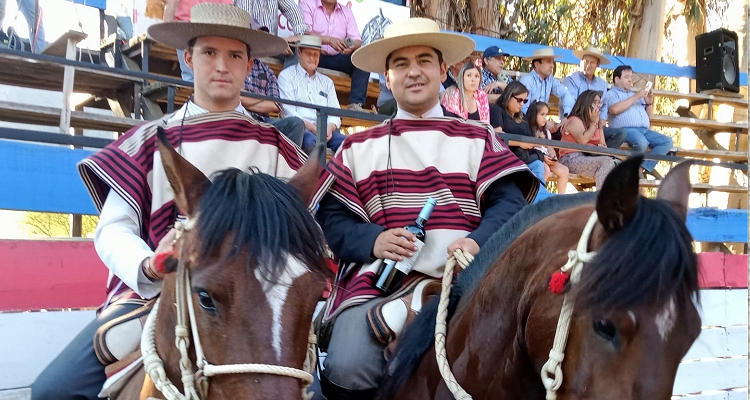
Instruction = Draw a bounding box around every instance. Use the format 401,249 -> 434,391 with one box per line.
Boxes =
697,252 -> 748,289
0,239 -> 108,311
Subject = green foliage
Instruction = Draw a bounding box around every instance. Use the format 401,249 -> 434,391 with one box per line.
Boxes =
23,212 -> 98,237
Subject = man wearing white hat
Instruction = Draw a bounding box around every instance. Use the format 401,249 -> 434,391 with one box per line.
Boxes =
518,47 -> 575,118
310,17 -> 538,400
31,5 -> 307,399
564,46 -> 627,149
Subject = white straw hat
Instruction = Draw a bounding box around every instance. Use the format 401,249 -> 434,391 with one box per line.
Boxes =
148,3 -> 288,58
351,18 -> 475,74
573,46 -> 611,65
521,47 -> 563,61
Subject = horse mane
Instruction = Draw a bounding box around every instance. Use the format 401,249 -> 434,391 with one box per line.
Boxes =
573,196 -> 699,312
195,167 -> 328,283
379,192 -> 597,398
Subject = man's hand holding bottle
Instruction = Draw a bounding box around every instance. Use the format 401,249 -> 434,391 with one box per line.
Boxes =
373,228 -> 418,262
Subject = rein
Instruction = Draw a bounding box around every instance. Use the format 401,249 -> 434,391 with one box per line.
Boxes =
140,218 -> 317,400
434,211 -> 599,400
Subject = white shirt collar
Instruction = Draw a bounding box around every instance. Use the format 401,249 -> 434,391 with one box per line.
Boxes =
167,100 -> 249,123
295,63 -> 317,79
395,101 -> 443,119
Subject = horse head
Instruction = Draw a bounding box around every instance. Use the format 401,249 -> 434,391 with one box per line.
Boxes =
148,129 -> 330,399
523,156 -> 701,400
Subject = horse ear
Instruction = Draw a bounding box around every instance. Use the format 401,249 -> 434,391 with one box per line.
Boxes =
596,156 -> 642,233
156,127 -> 211,216
288,155 -> 321,204
656,160 -> 693,221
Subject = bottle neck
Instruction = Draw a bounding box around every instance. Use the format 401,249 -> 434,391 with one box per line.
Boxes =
415,217 -> 427,227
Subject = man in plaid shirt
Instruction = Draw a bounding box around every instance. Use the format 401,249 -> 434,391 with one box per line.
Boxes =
242,58 -> 305,147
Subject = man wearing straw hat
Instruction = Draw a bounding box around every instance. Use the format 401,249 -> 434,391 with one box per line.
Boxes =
519,47 -> 575,120
31,5 -> 307,400
564,46 -> 627,149
310,17 -> 538,399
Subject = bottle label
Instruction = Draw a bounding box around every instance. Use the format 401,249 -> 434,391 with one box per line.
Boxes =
394,239 -> 425,275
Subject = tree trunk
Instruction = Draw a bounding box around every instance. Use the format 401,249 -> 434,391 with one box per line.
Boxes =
469,0 -> 500,36
627,0 -> 668,86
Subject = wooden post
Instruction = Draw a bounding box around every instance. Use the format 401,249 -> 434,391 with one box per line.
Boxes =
59,37 -> 77,134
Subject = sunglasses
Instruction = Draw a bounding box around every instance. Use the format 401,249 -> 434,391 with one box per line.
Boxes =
513,95 -> 529,104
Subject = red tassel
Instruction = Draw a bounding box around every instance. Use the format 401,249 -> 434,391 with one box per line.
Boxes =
549,271 -> 569,294
153,250 -> 174,274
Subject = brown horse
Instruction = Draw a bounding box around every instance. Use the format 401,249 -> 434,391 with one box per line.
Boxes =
117,130 -> 331,399
380,156 -> 701,400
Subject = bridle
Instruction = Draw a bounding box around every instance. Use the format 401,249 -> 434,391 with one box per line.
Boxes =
140,218 -> 317,400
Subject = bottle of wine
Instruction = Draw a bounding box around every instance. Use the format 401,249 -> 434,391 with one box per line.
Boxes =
375,197 -> 437,293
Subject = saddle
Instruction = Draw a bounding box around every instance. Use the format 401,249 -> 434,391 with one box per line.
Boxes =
94,298 -> 156,365
365,278 -> 442,360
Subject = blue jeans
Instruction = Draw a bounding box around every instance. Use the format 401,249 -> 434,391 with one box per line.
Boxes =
176,49 -> 194,82
302,128 -> 345,155
6,0 -> 46,52
318,53 -> 369,105
603,127 -> 627,149
527,160 -> 554,203
621,127 -> 673,172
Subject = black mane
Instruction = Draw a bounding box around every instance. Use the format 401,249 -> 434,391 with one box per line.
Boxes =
195,167 -> 328,282
573,196 -> 699,312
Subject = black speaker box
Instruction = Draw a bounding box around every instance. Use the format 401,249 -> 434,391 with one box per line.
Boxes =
695,28 -> 740,93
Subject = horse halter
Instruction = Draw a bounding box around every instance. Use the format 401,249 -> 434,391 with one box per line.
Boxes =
141,218 -> 317,400
434,211 -> 599,400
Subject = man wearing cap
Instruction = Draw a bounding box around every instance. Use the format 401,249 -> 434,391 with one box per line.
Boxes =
563,46 -> 626,149
30,5 -> 307,399
480,45 -> 512,102
310,17 -> 537,400
519,48 -> 575,120
278,35 -> 346,154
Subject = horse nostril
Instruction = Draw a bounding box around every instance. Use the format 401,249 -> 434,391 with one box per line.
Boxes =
196,290 -> 217,312
593,318 -> 617,343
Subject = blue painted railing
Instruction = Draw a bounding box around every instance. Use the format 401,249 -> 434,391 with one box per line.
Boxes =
0,139 -> 746,243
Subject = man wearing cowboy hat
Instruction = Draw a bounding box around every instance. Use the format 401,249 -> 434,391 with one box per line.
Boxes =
519,47 -> 575,118
564,46 -> 627,149
310,17 -> 538,400
31,5 -> 309,399
278,35 -> 347,154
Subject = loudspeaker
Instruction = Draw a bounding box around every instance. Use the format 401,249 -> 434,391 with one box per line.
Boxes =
695,28 -> 740,93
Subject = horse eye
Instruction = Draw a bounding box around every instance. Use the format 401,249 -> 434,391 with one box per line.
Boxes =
593,318 -> 617,342
196,290 -> 217,312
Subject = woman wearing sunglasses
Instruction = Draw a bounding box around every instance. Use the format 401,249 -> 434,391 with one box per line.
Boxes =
491,81 -> 550,187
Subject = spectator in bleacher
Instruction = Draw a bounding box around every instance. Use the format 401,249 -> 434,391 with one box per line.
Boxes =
443,56 -> 469,89
299,0 -> 369,111
518,48 -> 575,127
558,90 -> 617,188
601,65 -> 672,177
480,45 -> 511,103
234,0 -> 307,39
164,0 -> 234,81
528,100 -> 568,193
278,35 -> 345,154
441,62 -> 490,123
30,5 -> 296,400
377,73 -> 396,115
491,81 -> 547,185
564,46 -> 627,149
242,57 -> 306,146
0,0 -> 46,52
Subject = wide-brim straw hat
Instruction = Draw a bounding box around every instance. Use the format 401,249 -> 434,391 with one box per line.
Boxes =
521,47 -> 563,61
573,45 -> 611,65
148,3 -> 288,58
351,18 -> 475,74
291,35 -> 322,51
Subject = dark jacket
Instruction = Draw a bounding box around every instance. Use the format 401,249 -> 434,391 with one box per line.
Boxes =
490,105 -> 544,165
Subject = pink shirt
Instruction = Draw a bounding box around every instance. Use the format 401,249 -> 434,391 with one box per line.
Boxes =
298,0 -> 360,55
175,0 -> 233,22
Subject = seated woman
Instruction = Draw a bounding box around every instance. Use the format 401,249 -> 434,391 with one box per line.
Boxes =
490,81 -> 546,184
441,62 -> 490,122
557,90 -> 617,188
527,101 -> 569,194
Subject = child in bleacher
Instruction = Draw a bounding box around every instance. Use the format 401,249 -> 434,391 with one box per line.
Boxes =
528,101 -> 569,194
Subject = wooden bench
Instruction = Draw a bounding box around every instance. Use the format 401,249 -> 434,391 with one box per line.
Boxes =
0,100 -> 140,132
547,172 -> 747,194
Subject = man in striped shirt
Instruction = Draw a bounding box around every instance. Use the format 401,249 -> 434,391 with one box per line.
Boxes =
601,65 -> 673,175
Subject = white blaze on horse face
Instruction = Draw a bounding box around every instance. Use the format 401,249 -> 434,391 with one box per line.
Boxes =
254,256 -> 310,361
654,298 -> 676,342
